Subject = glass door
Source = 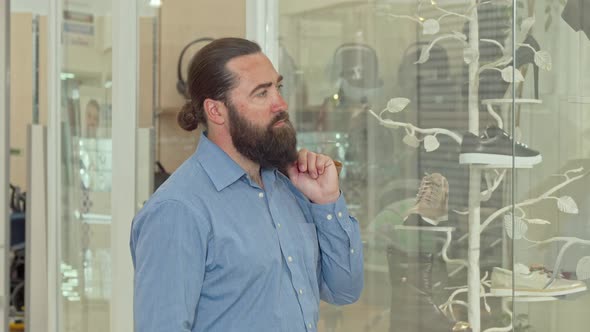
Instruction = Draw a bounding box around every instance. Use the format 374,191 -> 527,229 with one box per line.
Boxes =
512,0 -> 590,331
56,2 -> 113,331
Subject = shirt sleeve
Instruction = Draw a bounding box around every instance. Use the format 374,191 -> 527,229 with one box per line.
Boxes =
308,193 -> 364,305
130,199 -> 210,331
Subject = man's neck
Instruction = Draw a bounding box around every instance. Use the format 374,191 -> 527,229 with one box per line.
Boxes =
208,130 -> 264,188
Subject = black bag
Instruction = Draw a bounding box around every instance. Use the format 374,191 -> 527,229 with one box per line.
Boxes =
154,161 -> 171,190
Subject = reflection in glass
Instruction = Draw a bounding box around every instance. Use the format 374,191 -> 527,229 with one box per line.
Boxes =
278,1 -> 590,331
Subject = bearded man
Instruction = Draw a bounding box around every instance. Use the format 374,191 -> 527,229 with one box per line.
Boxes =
130,37 -> 363,332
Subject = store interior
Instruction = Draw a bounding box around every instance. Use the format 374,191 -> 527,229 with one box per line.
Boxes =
3,0 -> 590,331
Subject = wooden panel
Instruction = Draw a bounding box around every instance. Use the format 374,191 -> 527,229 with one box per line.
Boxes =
39,16 -> 48,126
159,0 -> 246,109
157,113 -> 200,172
10,13 -> 34,189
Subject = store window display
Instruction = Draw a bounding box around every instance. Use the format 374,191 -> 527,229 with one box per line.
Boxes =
276,1 -> 590,331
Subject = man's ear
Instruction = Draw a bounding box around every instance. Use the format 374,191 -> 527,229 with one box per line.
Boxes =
203,98 -> 225,125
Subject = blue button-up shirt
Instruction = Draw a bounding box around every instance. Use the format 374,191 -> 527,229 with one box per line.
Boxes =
130,133 -> 363,332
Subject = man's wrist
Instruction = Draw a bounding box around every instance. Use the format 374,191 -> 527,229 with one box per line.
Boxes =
311,190 -> 340,205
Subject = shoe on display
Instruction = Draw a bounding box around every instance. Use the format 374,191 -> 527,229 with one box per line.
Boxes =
404,173 -> 449,226
490,263 -> 588,297
459,125 -> 542,166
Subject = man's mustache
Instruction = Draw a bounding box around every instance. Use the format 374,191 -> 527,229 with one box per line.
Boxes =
270,112 -> 290,126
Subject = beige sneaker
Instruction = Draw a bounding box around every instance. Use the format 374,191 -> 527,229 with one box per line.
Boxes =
405,173 -> 449,226
490,263 -> 587,297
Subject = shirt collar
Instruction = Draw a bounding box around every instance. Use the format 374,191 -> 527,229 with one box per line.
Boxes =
194,132 -> 247,191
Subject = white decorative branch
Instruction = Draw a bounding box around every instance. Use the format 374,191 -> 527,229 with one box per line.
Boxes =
525,236 -> 590,285
486,104 -> 503,129
369,109 -> 463,144
384,13 -> 422,24
480,168 -> 587,234
442,228 -> 469,267
517,42 -> 536,53
432,3 -> 471,21
478,55 -> 512,74
481,38 -> 504,51
482,299 -> 513,332
440,273 -> 492,322
416,33 -> 468,63
440,288 -> 468,321
481,169 -> 506,201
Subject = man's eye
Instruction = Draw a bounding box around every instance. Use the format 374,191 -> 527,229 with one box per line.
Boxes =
257,90 -> 268,97
277,84 -> 284,94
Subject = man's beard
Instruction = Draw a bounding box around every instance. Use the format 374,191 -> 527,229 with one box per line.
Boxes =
227,101 -> 298,172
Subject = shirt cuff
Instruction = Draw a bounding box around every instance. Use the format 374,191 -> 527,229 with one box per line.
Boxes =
309,192 -> 354,233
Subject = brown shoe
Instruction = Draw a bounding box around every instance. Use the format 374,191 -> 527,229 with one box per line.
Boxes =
405,173 -> 449,226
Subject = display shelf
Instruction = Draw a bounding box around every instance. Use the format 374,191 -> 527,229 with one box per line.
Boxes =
487,293 -> 561,302
458,160 -> 536,169
481,98 -> 542,105
394,225 -> 456,232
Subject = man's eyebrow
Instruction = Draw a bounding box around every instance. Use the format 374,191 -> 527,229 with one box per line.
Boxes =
249,75 -> 284,96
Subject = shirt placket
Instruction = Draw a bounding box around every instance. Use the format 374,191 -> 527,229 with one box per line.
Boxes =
265,189 -> 317,331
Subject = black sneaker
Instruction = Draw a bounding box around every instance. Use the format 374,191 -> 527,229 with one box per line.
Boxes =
459,126 -> 542,166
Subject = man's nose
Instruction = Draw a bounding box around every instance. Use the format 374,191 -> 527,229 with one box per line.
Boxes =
272,92 -> 288,113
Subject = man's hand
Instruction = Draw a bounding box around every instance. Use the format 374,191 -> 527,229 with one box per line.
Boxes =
287,149 -> 340,204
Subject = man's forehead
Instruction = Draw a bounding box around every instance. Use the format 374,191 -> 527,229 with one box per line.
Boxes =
227,53 -> 280,83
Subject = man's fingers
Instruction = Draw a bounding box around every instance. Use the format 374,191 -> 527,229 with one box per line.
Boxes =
296,149 -> 335,179
306,151 -> 318,179
316,154 -> 333,175
297,148 -> 308,172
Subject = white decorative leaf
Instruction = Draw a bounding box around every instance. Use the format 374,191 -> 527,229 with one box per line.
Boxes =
557,196 -> 579,214
423,19 -> 440,35
415,46 -> 430,64
403,134 -> 421,148
423,135 -> 440,152
576,256 -> 590,280
520,16 -> 535,34
534,51 -> 552,71
452,31 -> 467,40
503,213 -> 528,239
501,66 -> 525,83
463,47 -> 478,64
386,98 -> 411,113
526,218 -> 551,225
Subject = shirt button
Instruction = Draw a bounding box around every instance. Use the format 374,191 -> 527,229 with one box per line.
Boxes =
287,256 -> 293,262
308,323 -> 313,329
350,248 -> 355,254
258,192 -> 264,198
326,214 -> 333,221
277,223 -> 281,228
338,212 -> 343,218
299,289 -> 303,295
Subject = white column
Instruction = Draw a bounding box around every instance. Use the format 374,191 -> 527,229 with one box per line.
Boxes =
25,125 -> 48,331
111,1 -> 137,331
246,0 -> 279,67
46,1 -> 62,331
0,1 -> 10,330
